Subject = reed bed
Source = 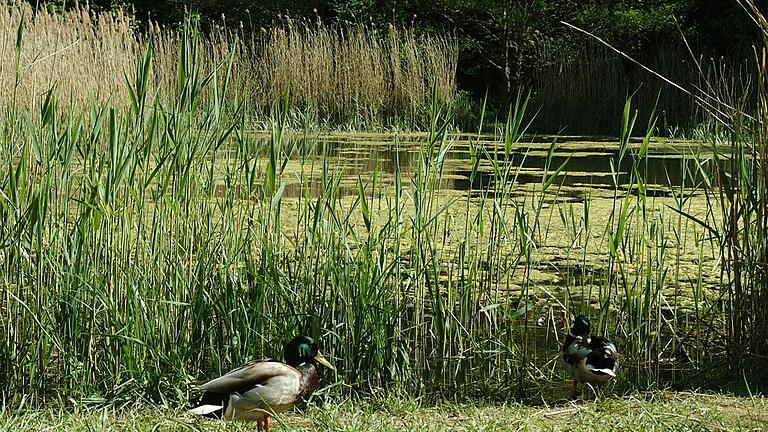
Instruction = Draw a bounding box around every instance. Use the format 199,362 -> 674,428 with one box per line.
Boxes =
0,56 -> 737,406
0,2 -> 457,127
700,0 -> 768,366
254,20 -> 457,125
0,2 -> 139,109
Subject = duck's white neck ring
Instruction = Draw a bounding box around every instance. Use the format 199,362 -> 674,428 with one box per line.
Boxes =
568,332 -> 580,338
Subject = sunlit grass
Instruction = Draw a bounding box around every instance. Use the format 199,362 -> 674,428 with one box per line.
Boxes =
0,392 -> 765,431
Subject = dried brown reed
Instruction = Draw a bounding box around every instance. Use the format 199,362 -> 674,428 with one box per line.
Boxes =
0,2 -> 457,126
0,2 -> 139,109
252,20 -> 457,123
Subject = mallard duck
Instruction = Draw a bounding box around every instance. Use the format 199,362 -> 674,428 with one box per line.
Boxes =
188,335 -> 335,430
562,315 -> 618,398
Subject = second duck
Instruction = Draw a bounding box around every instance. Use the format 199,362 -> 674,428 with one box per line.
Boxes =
562,315 -> 618,398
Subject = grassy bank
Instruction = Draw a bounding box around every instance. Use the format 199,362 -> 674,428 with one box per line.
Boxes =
0,391 -> 765,431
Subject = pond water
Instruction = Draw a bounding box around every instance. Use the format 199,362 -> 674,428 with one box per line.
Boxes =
252,131 -> 711,199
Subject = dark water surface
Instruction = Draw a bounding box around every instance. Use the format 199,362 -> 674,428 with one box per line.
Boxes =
253,132 -> 707,198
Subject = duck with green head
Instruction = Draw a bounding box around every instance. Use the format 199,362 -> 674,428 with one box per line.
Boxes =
562,315 -> 618,399
188,336 -> 335,431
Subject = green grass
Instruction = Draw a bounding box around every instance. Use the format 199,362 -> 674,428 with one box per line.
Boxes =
0,392 -> 765,431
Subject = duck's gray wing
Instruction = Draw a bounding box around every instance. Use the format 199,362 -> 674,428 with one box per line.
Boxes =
189,361 -> 303,419
202,360 -> 301,395
585,337 -> 618,376
564,337 -> 592,364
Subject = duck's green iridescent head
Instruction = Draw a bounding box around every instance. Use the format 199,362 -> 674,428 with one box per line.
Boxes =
284,336 -> 335,371
571,315 -> 591,337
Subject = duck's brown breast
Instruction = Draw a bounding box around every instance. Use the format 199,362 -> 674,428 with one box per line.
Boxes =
297,362 -> 320,400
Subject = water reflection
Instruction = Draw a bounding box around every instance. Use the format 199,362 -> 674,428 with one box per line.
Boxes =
249,132 -> 708,198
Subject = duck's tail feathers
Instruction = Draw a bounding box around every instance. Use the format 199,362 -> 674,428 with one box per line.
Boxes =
189,391 -> 227,418
188,404 -> 224,416
586,365 -> 616,377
